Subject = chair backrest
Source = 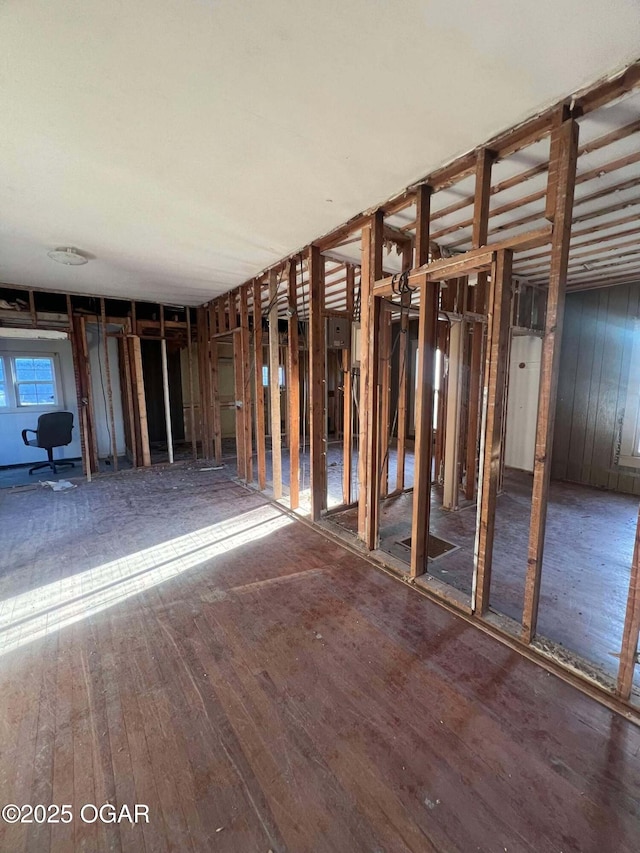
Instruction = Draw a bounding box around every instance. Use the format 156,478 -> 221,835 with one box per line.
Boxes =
36,411 -> 74,449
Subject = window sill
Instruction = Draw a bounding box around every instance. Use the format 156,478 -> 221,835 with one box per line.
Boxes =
617,454 -> 640,470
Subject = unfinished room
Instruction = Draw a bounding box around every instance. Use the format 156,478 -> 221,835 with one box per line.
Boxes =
1,2 -> 640,851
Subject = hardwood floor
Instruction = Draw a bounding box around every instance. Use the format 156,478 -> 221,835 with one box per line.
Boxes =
1,465 -> 639,851
329,469 -> 639,682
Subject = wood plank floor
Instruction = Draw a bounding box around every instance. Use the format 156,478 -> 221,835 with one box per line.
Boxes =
329,469 -> 639,682
1,465 -> 639,852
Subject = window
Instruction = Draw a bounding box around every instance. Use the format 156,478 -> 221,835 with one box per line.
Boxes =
618,321 -> 640,469
0,354 -> 61,410
262,365 -> 285,387
0,359 -> 6,407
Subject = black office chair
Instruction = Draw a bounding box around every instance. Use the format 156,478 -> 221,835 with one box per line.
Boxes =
21,411 -> 75,475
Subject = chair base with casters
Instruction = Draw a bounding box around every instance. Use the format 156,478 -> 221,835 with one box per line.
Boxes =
21,411 -> 76,477
28,449 -> 75,476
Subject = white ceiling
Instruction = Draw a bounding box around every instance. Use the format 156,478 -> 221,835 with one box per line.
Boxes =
1,0 -> 639,305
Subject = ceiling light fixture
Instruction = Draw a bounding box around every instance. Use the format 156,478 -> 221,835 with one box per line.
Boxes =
47,247 -> 89,266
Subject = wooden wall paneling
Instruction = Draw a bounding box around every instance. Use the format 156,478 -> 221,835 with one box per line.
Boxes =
100,297 -> 119,471
268,271 -> 283,498
617,505 -> 640,699
550,293 -> 583,483
473,250 -> 513,614
186,307 -> 197,459
580,289 -> 610,487
240,285 -> 253,483
410,279 -> 439,577
309,245 -> 326,520
288,261 -> 301,508
522,117 -> 580,643
159,306 -> 175,465
129,334 -> 151,467
611,285 -> 640,495
253,280 -> 267,490
591,285 -> 631,491
358,212 -> 383,546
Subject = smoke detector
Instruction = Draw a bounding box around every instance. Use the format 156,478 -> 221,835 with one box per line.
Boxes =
47,247 -> 89,266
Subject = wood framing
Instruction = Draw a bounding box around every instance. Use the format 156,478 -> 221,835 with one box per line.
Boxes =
185,307 -> 197,459
129,334 -> 151,467
100,297 -> 119,471
309,244 -> 326,520
465,148 -> 495,499
410,277 -> 439,577
342,264 -> 355,504
287,260 -> 300,509
253,280 -> 267,490
378,301 -> 392,498
240,284 -> 253,483
395,289 -> 411,493
522,117 -> 580,643
358,212 -> 383,546
473,250 -> 513,614
160,306 -> 174,465
231,291 -> 247,479
268,270 -> 282,498
617,506 -> 640,699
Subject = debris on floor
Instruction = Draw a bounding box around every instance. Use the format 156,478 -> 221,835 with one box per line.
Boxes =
39,479 -> 77,491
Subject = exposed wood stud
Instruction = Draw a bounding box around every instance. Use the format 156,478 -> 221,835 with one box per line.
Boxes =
120,318 -> 138,468
268,270 -> 282,498
617,506 -> 640,699
253,280 -> 267,490
28,290 -> 36,327
130,334 -> 151,467
231,293 -> 246,480
379,301 -> 392,499
159,305 -> 174,466
101,297 -> 119,472
309,244 -> 326,520
442,318 -> 464,511
474,250 -> 513,614
240,285 -> 253,482
287,261 -> 301,509
465,148 -> 495,499
410,278 -> 439,577
415,184 -> 432,267
186,307 -> 197,460
342,264 -> 355,504
358,212 -> 383,546
522,118 -> 580,643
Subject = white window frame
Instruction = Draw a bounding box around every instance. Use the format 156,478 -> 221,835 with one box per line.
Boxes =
262,364 -> 285,388
618,320 -> 640,469
0,352 -> 63,413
